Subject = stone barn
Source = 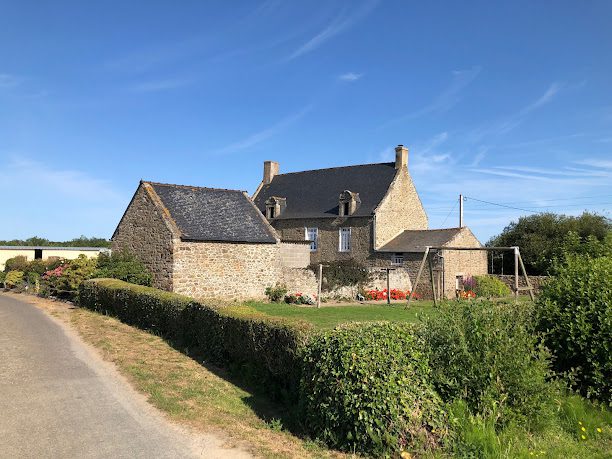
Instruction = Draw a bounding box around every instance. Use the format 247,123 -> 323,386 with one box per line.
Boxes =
112,181 -> 316,300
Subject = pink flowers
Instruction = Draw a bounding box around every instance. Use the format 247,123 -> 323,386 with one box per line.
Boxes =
43,265 -> 65,279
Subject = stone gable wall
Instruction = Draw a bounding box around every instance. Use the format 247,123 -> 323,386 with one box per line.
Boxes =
440,229 -> 487,298
172,240 -> 281,300
373,169 -> 428,249
272,217 -> 373,264
112,186 -> 175,290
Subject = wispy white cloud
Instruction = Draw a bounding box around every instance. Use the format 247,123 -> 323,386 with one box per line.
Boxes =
338,72 -> 362,82
130,77 -> 194,93
212,105 -> 313,155
378,67 -> 481,129
1,157 -> 122,203
0,73 -> 20,89
575,158 -> 612,169
288,0 -> 378,60
469,82 -> 565,139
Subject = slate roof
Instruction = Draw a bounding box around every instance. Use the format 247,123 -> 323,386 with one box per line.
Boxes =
253,163 -> 397,219
147,182 -> 278,244
378,228 -> 466,252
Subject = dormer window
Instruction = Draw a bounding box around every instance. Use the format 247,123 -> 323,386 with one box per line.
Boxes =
338,190 -> 360,216
265,196 -> 286,219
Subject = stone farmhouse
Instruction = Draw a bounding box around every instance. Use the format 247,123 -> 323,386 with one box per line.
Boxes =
112,181 -> 316,300
253,145 -> 487,298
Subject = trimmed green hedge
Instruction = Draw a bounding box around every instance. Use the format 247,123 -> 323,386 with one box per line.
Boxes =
301,322 -> 448,456
79,279 -> 313,401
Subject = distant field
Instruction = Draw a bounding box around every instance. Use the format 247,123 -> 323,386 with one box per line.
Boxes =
246,301 -> 437,329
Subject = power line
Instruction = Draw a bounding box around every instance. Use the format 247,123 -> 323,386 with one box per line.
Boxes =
441,199 -> 458,226
463,196 -> 540,214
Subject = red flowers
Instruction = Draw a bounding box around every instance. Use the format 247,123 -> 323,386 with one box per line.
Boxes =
459,290 -> 476,299
364,289 -> 421,301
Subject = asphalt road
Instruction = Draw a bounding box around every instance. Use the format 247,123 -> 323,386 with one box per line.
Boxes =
0,294 -> 249,459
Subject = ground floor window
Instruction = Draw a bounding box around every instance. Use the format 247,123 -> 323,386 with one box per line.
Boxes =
305,227 -> 318,251
391,253 -> 404,265
339,227 -> 351,252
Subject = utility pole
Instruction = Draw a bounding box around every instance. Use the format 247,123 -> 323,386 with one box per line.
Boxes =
459,194 -> 464,228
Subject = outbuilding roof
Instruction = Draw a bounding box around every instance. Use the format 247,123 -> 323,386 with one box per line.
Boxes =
146,182 -> 278,244
253,162 -> 398,219
378,228 -> 467,252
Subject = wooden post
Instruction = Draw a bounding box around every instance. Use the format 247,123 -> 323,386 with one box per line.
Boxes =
514,246 -> 519,302
407,247 -> 429,307
428,254 -> 438,306
517,251 -> 535,301
317,263 -> 322,308
386,268 -> 391,305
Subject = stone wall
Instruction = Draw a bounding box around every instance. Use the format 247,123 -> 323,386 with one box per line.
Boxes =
272,217 -> 373,265
112,185 -> 175,290
280,267 -> 318,296
320,266 -> 415,301
279,241 -> 311,268
172,240 -> 280,300
373,169 -> 428,249
493,274 -> 549,295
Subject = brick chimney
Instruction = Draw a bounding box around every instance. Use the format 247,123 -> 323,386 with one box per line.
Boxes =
263,161 -> 279,185
395,145 -> 408,170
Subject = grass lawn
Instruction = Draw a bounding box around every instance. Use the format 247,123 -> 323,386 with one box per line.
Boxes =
246,300 -> 437,329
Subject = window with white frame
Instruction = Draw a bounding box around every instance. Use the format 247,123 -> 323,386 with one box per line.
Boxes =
305,227 -> 318,251
339,227 -> 351,252
391,253 -> 404,265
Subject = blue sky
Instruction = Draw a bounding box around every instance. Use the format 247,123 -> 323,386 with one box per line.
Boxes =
1,0 -> 611,243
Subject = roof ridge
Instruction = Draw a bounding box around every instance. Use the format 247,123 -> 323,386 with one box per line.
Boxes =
143,180 -> 247,194
274,161 -> 395,177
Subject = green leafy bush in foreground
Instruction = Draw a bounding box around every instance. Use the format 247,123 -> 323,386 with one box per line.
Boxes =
422,301 -> 553,428
473,275 -> 512,298
536,254 -> 612,405
301,322 -> 447,456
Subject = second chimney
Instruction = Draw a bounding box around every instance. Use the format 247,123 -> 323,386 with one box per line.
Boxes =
263,161 -> 279,184
395,145 -> 408,170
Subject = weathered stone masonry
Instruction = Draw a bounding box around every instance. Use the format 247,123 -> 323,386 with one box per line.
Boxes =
112,185 -> 175,290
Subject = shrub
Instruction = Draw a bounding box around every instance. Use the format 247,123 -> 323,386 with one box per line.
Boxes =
535,254 -> 611,405
79,279 -> 313,402
4,256 -> 28,272
313,260 -> 371,291
4,270 -> 25,289
473,275 -> 511,298
264,283 -> 287,302
43,255 -> 97,299
421,301 -> 553,428
94,251 -> 152,286
301,322 -> 447,456
0,271 -> 5,286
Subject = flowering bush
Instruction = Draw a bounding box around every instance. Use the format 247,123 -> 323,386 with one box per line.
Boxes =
459,290 -> 476,299
285,292 -> 315,305
364,289 -> 420,301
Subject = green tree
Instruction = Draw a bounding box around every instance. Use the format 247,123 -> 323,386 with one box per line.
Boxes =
487,212 -> 611,275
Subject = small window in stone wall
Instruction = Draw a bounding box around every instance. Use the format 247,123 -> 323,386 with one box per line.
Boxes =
306,227 -> 318,251
391,253 -> 404,266
339,227 -> 351,252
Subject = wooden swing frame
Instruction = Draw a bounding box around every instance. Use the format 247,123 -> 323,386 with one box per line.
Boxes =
406,246 -> 534,307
